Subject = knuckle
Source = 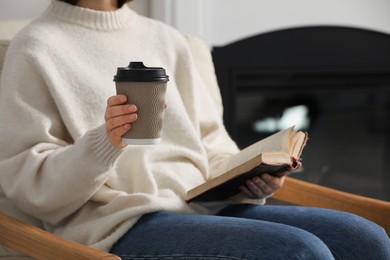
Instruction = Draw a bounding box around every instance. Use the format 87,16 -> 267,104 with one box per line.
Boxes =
111,128 -> 121,137
273,183 -> 281,189
105,108 -> 112,120
111,126 -> 124,138
106,118 -> 116,130
260,185 -> 272,194
107,96 -> 115,106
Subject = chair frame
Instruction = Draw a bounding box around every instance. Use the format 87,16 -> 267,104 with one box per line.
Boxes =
0,212 -> 120,260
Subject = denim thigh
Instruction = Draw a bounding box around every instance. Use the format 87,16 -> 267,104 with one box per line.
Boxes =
218,204 -> 390,260
110,209 -> 335,260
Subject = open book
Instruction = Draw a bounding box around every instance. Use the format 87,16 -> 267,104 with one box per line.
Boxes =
186,126 -> 308,202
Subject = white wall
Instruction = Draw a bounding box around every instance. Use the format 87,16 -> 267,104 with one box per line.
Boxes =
206,0 -> 390,46
162,0 -> 390,47
0,0 -> 50,20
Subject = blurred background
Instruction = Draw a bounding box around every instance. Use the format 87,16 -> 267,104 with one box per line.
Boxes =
1,0 -> 390,201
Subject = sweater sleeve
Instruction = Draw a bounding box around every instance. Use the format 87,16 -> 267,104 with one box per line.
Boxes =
174,36 -> 240,179
0,51 -> 123,225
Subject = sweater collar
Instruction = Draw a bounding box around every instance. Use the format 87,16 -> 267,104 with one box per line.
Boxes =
45,1 -> 135,30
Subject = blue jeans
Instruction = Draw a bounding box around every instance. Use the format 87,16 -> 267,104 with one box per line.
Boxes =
110,204 -> 390,259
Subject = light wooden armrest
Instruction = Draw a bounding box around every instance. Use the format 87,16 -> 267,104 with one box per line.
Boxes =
0,212 -> 121,260
273,177 -> 390,236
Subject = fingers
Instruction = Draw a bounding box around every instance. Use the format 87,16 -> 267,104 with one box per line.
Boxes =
107,95 -> 127,107
275,161 -> 302,177
107,122 -> 131,148
239,174 -> 286,199
295,161 -> 302,170
106,95 -> 137,118
105,95 -> 138,148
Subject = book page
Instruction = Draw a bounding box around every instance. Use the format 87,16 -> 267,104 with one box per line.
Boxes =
290,131 -> 308,158
223,127 -> 294,174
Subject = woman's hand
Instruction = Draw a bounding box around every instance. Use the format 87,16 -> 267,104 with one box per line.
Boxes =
239,174 -> 286,199
239,161 -> 302,199
105,95 -> 138,148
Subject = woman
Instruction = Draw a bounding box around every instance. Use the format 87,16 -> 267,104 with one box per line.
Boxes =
0,0 -> 389,259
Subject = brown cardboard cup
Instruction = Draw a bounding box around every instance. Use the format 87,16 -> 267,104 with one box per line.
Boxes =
113,62 -> 169,145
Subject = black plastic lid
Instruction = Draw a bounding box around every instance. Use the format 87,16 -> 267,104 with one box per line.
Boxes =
113,62 -> 169,82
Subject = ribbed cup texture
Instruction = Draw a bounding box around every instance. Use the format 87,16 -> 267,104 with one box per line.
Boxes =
116,82 -> 167,141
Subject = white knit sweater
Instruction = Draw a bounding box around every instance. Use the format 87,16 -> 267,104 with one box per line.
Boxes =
0,1 -> 240,251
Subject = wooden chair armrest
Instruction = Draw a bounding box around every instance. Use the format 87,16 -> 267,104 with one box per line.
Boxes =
0,212 -> 121,260
273,177 -> 390,236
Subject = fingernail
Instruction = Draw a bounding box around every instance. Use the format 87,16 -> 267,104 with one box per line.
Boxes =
131,105 -> 137,112
120,95 -> 127,102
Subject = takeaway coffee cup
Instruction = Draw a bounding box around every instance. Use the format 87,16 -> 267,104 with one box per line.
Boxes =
113,62 -> 169,145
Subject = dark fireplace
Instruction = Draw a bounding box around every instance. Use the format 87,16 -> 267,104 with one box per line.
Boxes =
212,26 -> 390,201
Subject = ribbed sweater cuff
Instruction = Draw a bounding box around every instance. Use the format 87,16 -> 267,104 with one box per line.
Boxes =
87,125 -> 124,167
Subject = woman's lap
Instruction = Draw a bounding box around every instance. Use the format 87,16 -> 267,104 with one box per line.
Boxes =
218,204 -> 390,260
110,205 -> 390,260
